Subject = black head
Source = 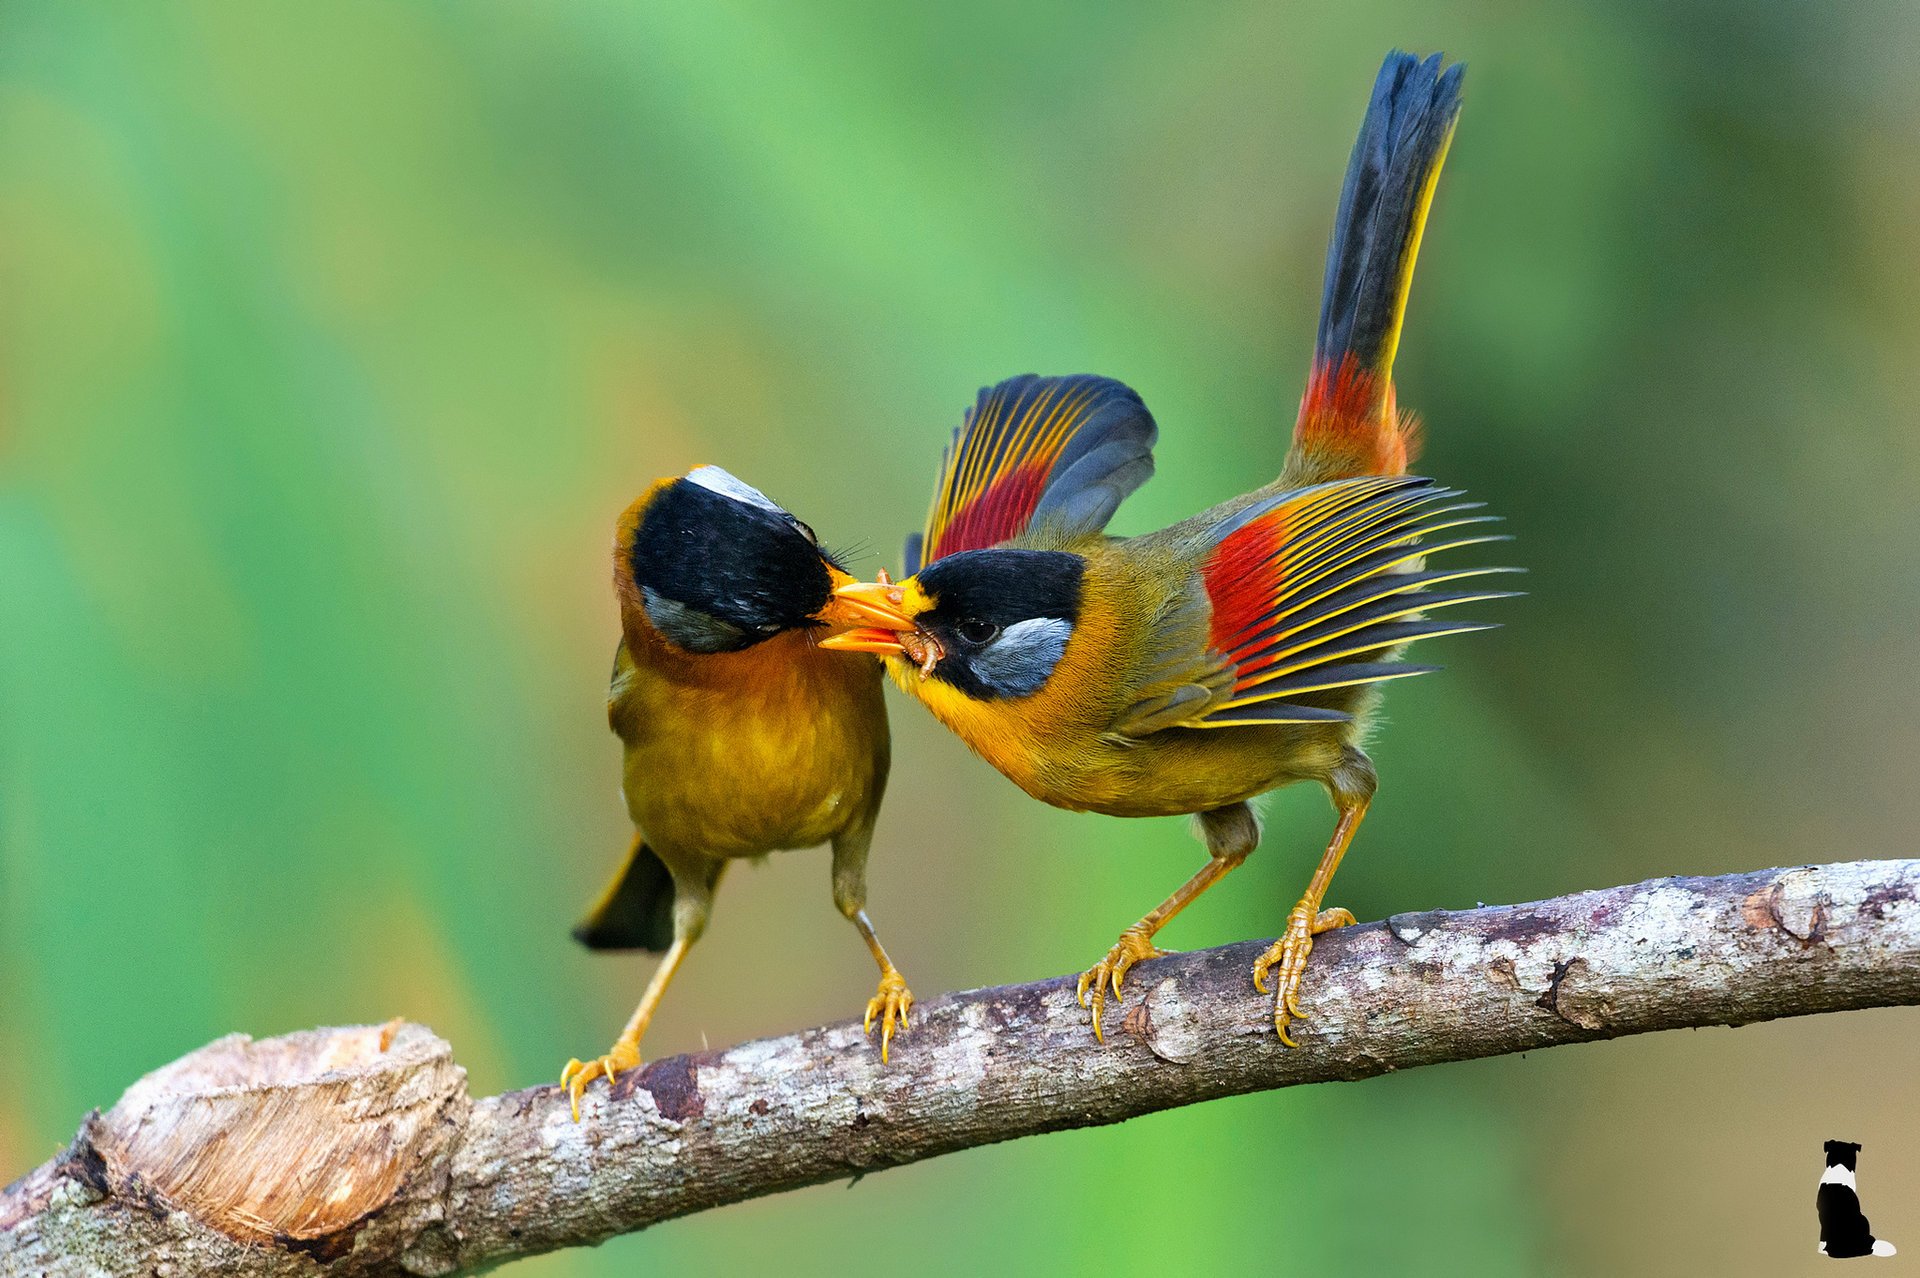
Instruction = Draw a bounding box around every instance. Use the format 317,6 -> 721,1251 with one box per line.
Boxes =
907,548 -> 1085,698
624,466 -> 839,654
1824,1141 -> 1862,1170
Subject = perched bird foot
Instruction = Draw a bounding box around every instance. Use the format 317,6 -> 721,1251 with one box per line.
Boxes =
560,1040 -> 643,1122
864,967 -> 914,1062
1252,903 -> 1356,1046
1076,926 -> 1169,1043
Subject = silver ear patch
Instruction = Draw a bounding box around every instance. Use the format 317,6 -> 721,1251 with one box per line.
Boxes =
970,616 -> 1073,697
641,586 -> 750,654
686,465 -> 783,514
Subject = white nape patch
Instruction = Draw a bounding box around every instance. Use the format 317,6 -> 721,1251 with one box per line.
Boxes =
687,465 -> 782,514
1821,1164 -> 1857,1188
1875,1240 -> 1898,1256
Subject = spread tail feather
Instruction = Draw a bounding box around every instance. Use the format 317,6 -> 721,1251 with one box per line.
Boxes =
573,835 -> 675,952
1288,51 -> 1463,485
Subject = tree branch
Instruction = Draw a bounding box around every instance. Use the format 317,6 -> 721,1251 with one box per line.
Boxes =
5,859 -> 1917,1276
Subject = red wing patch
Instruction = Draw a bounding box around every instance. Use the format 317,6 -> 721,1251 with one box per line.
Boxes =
914,375 -> 1154,569
930,463 -> 1052,564
1195,476 -> 1516,726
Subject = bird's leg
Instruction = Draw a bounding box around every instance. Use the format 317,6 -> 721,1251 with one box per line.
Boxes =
832,828 -> 913,1062
561,858 -> 723,1121
1078,803 -> 1259,1042
850,909 -> 913,1061
1254,749 -> 1377,1046
560,937 -> 688,1121
1251,805 -> 1364,1045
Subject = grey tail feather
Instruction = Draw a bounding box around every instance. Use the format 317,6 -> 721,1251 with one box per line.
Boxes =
1314,50 -> 1464,377
572,836 -> 675,952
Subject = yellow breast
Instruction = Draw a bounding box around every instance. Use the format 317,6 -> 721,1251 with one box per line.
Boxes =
614,628 -> 889,859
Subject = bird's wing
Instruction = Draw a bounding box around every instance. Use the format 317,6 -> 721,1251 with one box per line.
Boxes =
607,638 -> 645,742
907,374 -> 1157,572
1113,475 -> 1515,735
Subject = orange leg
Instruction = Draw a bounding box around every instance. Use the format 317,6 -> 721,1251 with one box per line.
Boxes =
831,827 -> 914,1063
561,858 -> 725,1121
1078,803 -> 1258,1042
561,935 -> 692,1121
1252,800 -> 1368,1046
850,909 -> 913,1062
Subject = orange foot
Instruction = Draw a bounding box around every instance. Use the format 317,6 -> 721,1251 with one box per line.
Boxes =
1076,927 -> 1168,1043
560,1040 -> 642,1122
864,967 -> 914,1063
1252,903 -> 1356,1046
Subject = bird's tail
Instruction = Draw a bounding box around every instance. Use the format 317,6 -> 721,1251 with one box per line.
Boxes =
1286,51 -> 1463,487
572,834 -> 675,952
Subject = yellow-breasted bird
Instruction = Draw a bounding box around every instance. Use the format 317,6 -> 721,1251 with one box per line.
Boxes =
561,465 -> 911,1120
825,51 -> 1514,1043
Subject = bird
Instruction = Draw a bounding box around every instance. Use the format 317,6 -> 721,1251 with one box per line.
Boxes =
560,464 -> 912,1121
823,51 -> 1514,1044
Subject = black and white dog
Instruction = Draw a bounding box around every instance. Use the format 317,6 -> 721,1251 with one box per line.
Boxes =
1819,1140 -> 1897,1259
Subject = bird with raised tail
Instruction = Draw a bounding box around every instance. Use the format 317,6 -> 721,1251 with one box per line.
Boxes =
824,51 -> 1516,1044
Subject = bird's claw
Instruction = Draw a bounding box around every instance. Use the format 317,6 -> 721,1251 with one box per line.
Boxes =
863,968 -> 914,1063
1252,903 -> 1356,1047
559,1041 -> 642,1122
1075,927 -> 1168,1043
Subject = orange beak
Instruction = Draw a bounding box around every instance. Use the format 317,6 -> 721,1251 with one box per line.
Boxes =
817,574 -> 916,654
816,572 -> 944,671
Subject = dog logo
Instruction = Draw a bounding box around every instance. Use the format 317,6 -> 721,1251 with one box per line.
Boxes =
1819,1140 -> 1897,1259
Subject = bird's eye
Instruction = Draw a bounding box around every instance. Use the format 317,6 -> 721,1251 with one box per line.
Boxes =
788,517 -> 819,546
955,619 -> 1000,647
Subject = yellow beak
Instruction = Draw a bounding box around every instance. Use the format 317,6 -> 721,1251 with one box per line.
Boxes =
816,575 -> 917,655
817,576 -> 944,672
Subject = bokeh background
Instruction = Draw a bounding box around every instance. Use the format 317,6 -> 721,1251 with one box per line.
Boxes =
4,2 -> 1918,1273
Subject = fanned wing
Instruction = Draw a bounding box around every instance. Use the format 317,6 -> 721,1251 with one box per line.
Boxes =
906,374 -> 1157,572
1191,474 -> 1517,728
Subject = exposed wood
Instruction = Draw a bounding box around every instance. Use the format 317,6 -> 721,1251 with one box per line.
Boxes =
4,859 -> 1917,1276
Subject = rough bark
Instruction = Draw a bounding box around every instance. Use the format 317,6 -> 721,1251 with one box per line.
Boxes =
4,859 -> 1917,1276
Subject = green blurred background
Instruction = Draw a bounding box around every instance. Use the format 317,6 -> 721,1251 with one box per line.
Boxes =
4,2 -> 1917,1273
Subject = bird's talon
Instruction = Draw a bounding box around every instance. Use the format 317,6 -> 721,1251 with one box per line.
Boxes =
1255,899 -> 1355,1046
558,1042 -> 642,1122
863,969 -> 914,1064
1076,929 -> 1167,1041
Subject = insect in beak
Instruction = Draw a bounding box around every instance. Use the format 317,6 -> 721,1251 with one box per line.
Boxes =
818,570 -> 944,673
